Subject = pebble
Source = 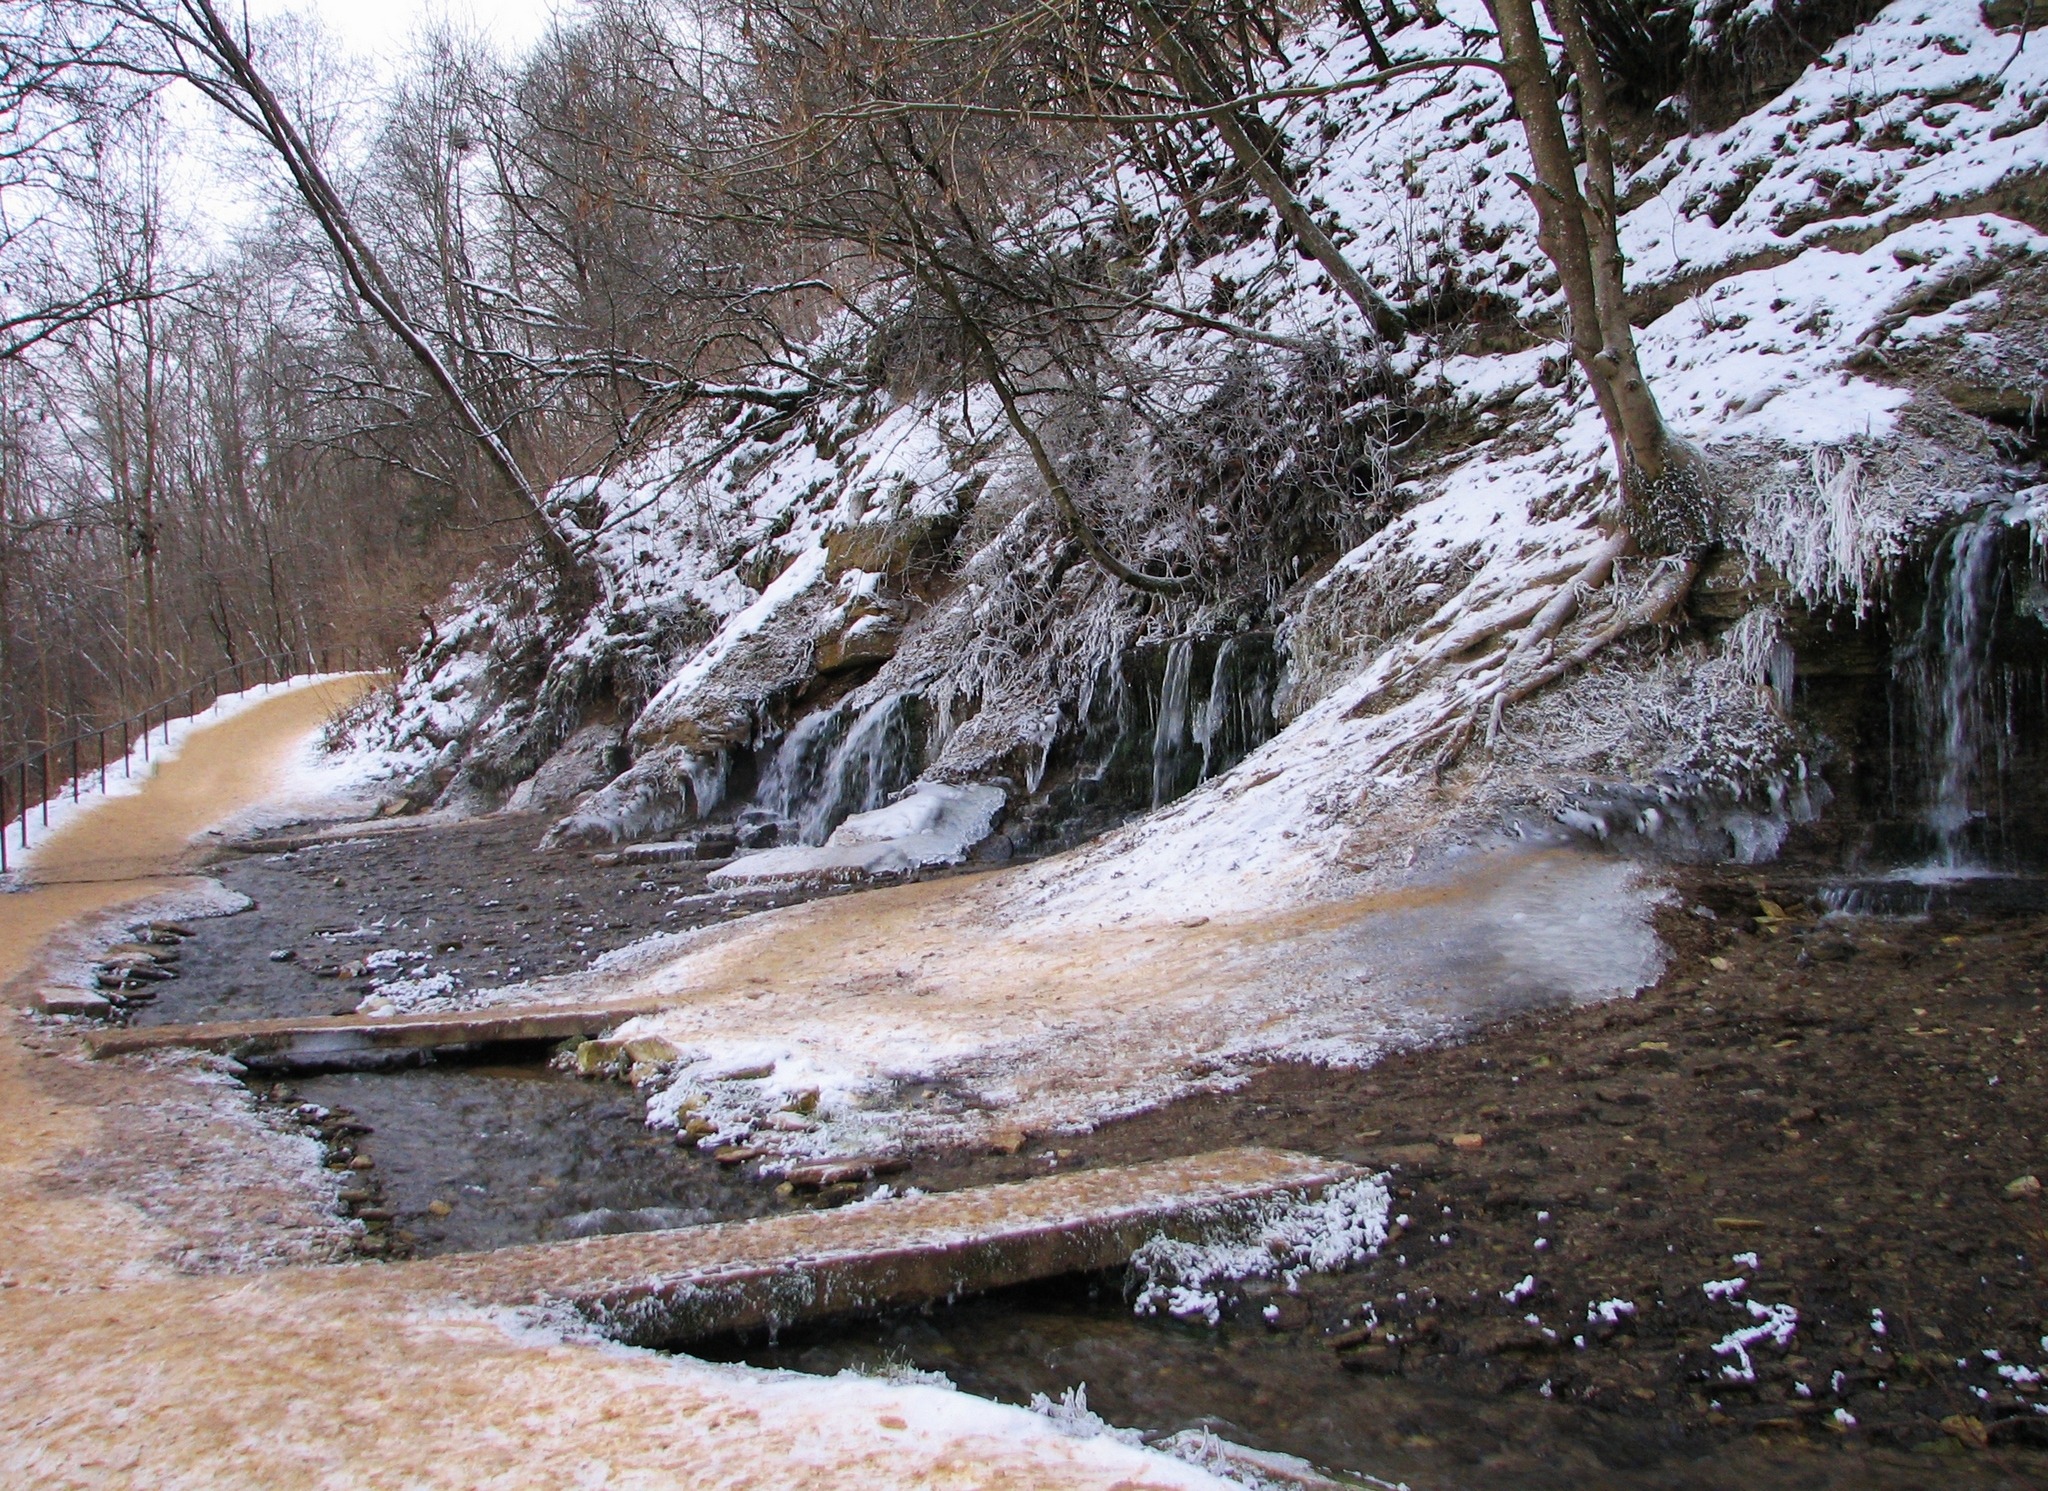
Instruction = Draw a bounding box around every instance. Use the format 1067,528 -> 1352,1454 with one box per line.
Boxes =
2004,1174 -> 2041,1200
426,1199 -> 453,1217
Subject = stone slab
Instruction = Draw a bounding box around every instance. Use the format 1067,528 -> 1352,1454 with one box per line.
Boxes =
37,988 -> 112,1018
84,999 -> 667,1064
412,1146 -> 1353,1347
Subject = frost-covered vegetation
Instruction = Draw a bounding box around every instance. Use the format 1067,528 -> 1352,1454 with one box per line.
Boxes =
333,0 -> 2047,904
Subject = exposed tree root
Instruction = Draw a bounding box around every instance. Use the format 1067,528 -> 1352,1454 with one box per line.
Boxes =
1432,554 -> 1701,779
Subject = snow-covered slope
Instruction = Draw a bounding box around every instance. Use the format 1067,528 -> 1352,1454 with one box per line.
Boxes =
335,0 -> 2044,951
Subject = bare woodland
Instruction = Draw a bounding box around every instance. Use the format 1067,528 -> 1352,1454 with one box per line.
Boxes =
0,0 -> 1843,765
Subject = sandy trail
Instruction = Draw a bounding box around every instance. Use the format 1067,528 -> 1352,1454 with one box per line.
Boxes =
0,684 -> 1215,1490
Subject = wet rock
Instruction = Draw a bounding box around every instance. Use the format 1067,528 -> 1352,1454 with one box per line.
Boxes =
1338,1344 -> 1404,1375
426,1199 -> 453,1217
520,722 -> 627,815
714,1146 -> 764,1166
268,949 -> 296,963
2004,1173 -> 2042,1199
1467,1323 -> 1562,1356
572,1040 -> 628,1077
104,941 -> 178,963
622,1036 -> 682,1066
146,921 -> 195,939
988,1127 -> 1029,1155
786,1155 -> 909,1189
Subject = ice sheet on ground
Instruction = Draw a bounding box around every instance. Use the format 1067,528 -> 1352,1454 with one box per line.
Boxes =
612,842 -> 1660,1160
709,782 -> 1005,886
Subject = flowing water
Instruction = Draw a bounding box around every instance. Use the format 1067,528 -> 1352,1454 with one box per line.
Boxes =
756,693 -> 921,844
1893,515 -> 2007,870
1150,640 -> 1195,810
1822,511 -> 2048,912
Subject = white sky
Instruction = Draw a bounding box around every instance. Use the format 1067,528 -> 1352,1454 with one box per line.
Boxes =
257,0 -> 566,72
170,0 -> 572,248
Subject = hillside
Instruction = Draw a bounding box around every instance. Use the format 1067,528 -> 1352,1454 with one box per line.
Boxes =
343,0 -> 2046,906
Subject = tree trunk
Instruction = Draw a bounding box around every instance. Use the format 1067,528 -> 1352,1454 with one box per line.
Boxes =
1485,0 -> 1714,555
1133,0 -> 1407,339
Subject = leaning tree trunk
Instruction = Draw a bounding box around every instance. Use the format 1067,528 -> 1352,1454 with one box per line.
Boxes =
1486,0 -> 1715,557
1133,0 -> 1408,340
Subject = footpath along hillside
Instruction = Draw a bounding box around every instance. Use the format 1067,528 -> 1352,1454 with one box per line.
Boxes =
0,683 -> 1231,1491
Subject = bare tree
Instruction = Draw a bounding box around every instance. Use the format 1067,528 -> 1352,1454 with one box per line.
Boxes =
94,0 -> 580,572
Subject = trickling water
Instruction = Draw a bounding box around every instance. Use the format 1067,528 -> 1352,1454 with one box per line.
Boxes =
757,694 -> 922,844
758,708 -> 850,830
1150,641 -> 1194,810
684,751 -> 729,819
1193,638 -> 1234,782
1894,517 -> 2006,870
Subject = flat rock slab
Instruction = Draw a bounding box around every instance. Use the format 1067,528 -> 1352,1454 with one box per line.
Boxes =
84,999 -> 667,1065
415,1146 -> 1352,1347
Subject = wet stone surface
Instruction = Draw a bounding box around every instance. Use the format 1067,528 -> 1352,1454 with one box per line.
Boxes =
138,813 -> 851,1026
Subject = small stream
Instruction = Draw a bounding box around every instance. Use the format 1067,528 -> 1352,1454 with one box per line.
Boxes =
287,1052 -> 788,1256
702,1276 -> 1964,1491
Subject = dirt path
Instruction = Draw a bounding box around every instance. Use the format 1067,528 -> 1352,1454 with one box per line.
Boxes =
0,684 -> 1213,1491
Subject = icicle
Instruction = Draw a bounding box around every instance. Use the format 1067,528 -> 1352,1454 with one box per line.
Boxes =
1195,637 -> 1236,782
1152,640 -> 1194,810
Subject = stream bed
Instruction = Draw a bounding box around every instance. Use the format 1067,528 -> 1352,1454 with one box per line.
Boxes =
115,811 -> 2047,1489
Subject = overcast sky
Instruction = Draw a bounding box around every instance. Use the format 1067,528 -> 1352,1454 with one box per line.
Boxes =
169,0 -> 573,247
259,0 -> 566,71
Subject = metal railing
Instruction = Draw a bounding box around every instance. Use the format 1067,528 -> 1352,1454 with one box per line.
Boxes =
0,644 -> 374,874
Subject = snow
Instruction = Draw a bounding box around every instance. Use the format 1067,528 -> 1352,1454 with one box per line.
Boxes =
636,546 -> 831,737
709,782 -> 1005,886
488,1307 -> 1240,1489
1711,1298 -> 1801,1383
1129,1175 -> 1392,1326
603,839 -> 1661,1161
2,673 -> 370,880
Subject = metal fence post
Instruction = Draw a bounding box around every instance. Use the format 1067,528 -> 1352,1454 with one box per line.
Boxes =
99,730 -> 107,793
70,739 -> 78,803
39,753 -> 49,825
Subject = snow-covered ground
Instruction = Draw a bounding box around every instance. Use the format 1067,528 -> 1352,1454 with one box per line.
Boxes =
3,673 -> 384,882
